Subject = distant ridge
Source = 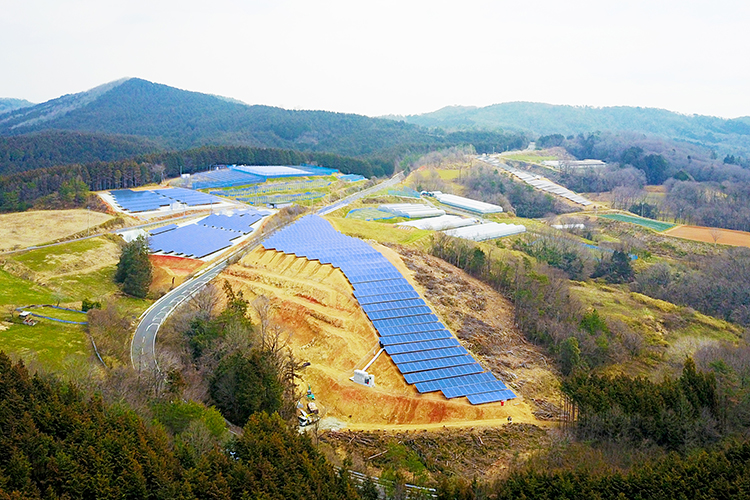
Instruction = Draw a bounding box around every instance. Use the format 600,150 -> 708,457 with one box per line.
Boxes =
0,98 -> 35,115
393,102 -> 750,151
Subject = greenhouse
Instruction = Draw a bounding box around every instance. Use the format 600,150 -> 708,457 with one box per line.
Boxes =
430,193 -> 504,214
380,203 -> 445,218
444,222 -> 526,241
397,215 -> 478,231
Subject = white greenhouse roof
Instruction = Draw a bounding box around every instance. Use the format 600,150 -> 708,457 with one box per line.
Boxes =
444,222 -> 526,241
477,156 -> 592,206
380,203 -> 445,218
431,193 -> 503,214
397,215 -> 478,231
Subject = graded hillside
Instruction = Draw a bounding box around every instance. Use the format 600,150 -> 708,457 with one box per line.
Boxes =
0,209 -> 114,251
221,239 -> 558,429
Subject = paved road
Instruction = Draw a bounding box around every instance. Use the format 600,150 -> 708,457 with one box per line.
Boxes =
131,172 -> 405,372
131,263 -> 226,372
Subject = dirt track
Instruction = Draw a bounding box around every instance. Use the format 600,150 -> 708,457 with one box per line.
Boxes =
219,243 -> 559,429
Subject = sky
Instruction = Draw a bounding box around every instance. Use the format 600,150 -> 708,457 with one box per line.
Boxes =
2,0 -> 749,118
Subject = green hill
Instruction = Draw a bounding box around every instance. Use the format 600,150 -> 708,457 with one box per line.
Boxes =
392,102 -> 750,153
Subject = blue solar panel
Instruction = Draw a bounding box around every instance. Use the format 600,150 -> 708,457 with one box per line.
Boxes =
260,215 -> 515,405
149,224 -> 178,235
361,298 -> 426,314
415,372 -> 497,394
390,346 -> 468,364
149,223 -> 249,258
467,390 -> 517,405
372,314 -> 439,329
365,306 -> 433,321
395,355 -> 476,374
403,363 -> 484,384
441,380 -> 509,399
378,330 -> 453,346
375,322 -> 447,337
384,338 -> 461,355
353,282 -> 414,297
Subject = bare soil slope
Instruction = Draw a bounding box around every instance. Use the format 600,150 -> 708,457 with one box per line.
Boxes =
222,243 -> 559,429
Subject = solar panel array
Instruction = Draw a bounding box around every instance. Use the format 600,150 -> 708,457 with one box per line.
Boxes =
148,209 -> 267,259
154,188 -> 222,207
191,169 -> 266,189
110,188 -> 224,213
478,156 -> 592,206
262,215 -> 515,405
110,189 -> 171,212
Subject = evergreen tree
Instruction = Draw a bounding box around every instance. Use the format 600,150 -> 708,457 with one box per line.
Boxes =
115,235 -> 153,298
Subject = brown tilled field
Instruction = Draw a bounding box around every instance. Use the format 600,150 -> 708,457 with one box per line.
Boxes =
221,242 -> 559,430
665,225 -> 750,248
0,209 -> 113,251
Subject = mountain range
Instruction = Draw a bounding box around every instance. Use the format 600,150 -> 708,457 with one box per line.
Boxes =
0,78 -> 467,156
2,78 -> 750,177
392,102 -> 750,154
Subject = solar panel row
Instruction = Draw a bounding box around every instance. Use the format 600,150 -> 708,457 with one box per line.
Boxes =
383,338 -> 461,355
415,372 -> 497,394
261,215 -> 516,405
396,355 -> 476,375
467,390 -> 517,405
111,188 -> 224,213
361,298 -> 426,314
390,346 -> 468,365
441,380 -> 508,399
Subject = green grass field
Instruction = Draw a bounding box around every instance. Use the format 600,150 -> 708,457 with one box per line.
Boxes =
599,213 -> 675,232
504,154 -> 557,164
12,238 -> 110,274
328,217 -> 432,246
0,269 -> 58,307
0,320 -> 90,372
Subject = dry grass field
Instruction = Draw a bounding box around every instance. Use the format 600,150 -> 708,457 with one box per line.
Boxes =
665,225 -> 750,248
0,209 -> 113,251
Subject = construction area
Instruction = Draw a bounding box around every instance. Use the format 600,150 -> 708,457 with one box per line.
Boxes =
219,218 -> 558,430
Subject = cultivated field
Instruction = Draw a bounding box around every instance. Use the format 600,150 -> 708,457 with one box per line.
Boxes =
0,209 -> 113,251
664,225 -> 750,248
598,213 -> 675,232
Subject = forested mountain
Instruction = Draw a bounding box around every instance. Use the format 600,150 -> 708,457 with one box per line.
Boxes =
0,98 -> 34,114
0,131 -> 159,175
0,78 -> 525,162
393,102 -> 750,154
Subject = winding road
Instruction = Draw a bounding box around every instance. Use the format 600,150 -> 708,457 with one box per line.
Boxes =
130,172 -> 404,371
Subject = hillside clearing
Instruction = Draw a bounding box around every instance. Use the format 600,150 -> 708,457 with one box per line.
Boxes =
0,209 -> 113,251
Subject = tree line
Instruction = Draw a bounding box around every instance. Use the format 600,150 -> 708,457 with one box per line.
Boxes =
0,145 -> 382,212
0,351 -> 359,499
